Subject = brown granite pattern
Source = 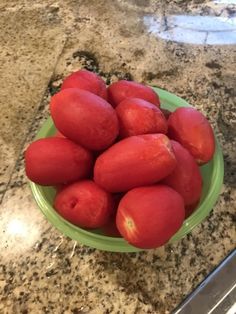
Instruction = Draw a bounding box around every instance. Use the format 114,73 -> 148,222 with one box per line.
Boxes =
0,1 -> 236,313
0,5 -> 66,197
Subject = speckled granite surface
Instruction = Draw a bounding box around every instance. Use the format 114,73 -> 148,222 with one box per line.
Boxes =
0,1 -> 236,313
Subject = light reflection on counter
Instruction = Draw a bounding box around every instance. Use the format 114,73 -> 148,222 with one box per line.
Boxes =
1,214 -> 40,256
227,303 -> 236,314
6,218 -> 29,237
143,15 -> 236,45
214,0 -> 236,3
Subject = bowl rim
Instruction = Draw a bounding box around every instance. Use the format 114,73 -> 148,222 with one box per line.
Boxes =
29,87 -> 224,252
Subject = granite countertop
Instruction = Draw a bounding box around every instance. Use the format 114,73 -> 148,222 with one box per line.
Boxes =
0,1 -> 235,313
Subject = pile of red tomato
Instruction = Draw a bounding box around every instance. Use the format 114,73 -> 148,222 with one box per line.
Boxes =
25,69 -> 215,249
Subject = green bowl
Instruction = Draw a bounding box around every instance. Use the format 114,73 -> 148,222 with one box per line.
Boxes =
29,87 -> 224,252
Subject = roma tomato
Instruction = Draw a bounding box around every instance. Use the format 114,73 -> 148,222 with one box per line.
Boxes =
25,137 -> 93,185
94,134 -> 176,192
162,140 -> 202,207
50,88 -> 119,151
116,98 -> 167,138
61,69 -> 107,99
168,107 -> 215,164
54,180 -> 114,228
116,185 -> 185,249
107,80 -> 160,108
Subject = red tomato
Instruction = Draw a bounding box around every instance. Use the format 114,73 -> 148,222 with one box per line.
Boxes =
94,134 -> 176,192
168,107 -> 215,164
54,180 -> 114,228
25,137 -> 93,185
116,98 -> 167,138
50,88 -> 119,151
101,193 -> 123,237
116,185 -> 185,249
162,140 -> 202,207
107,80 -> 160,108
61,69 -> 107,99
